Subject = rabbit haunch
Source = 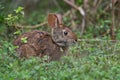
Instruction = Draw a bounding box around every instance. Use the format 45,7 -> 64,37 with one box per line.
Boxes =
14,13 -> 77,61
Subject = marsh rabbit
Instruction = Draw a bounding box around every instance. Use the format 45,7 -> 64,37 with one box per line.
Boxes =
14,13 -> 77,61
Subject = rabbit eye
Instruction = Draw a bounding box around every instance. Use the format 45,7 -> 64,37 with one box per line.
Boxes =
64,31 -> 68,36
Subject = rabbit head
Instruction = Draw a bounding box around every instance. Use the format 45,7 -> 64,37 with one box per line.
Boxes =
48,13 -> 77,47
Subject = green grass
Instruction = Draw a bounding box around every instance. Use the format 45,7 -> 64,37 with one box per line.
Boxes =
1,1 -> 120,80
0,40 -> 120,80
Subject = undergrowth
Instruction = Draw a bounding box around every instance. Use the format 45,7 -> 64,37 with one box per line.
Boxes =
0,40 -> 120,80
0,2 -> 120,80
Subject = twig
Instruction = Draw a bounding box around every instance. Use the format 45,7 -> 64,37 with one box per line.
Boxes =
63,0 -> 85,16
110,0 -> 116,40
80,16 -> 85,36
84,0 -> 89,9
70,0 -> 77,30
64,0 -> 78,10
63,10 -> 71,17
77,39 -> 118,42
14,11 -> 72,29
93,0 -> 102,13
63,0 -> 86,36
7,11 -> 72,29
104,0 -> 117,12
14,21 -> 47,29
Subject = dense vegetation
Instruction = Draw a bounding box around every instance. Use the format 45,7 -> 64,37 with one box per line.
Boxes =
0,0 -> 120,79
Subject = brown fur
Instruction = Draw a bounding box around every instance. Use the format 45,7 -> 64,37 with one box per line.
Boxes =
14,13 -> 77,61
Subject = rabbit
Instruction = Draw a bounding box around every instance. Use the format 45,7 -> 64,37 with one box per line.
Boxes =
14,13 -> 77,61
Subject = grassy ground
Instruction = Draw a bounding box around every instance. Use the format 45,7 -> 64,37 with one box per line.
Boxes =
0,40 -> 120,80
1,1 -> 120,79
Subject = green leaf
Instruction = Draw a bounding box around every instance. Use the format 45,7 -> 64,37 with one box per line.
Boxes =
14,6 -> 24,13
14,30 -> 21,35
21,37 -> 28,43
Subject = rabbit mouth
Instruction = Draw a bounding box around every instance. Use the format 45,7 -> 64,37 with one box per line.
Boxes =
56,40 -> 76,47
56,40 -> 67,46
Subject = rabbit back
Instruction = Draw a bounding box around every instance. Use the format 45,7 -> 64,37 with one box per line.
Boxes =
14,30 -> 62,59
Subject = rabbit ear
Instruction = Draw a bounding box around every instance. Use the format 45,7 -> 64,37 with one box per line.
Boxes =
55,14 -> 62,25
48,13 -> 62,28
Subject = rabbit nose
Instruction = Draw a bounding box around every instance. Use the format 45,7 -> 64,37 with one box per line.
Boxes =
73,37 -> 77,42
75,39 -> 77,42
73,33 -> 77,42
73,39 -> 77,43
